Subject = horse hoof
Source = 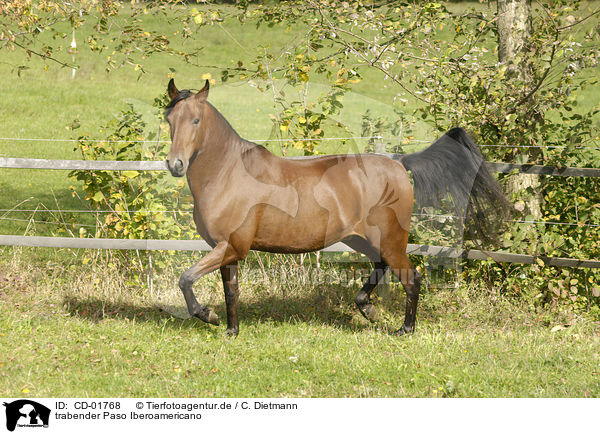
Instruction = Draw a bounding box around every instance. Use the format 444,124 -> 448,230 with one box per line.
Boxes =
224,327 -> 239,337
193,306 -> 220,326
393,324 -> 414,336
207,310 -> 220,326
358,303 -> 377,322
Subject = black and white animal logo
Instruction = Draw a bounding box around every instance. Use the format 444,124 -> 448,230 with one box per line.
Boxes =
3,400 -> 50,432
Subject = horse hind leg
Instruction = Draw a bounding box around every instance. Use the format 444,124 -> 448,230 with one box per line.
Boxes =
355,261 -> 388,322
384,250 -> 422,335
343,236 -> 387,322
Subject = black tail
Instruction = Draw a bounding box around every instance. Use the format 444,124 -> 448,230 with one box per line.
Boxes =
400,127 -> 509,242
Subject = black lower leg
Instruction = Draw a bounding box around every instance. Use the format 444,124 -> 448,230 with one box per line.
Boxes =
355,261 -> 388,322
179,272 -> 220,325
395,269 -> 422,336
221,263 -> 240,336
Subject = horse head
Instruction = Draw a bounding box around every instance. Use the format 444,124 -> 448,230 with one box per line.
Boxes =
164,78 -> 210,177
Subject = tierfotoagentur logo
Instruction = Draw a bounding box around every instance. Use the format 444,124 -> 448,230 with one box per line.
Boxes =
3,400 -> 50,432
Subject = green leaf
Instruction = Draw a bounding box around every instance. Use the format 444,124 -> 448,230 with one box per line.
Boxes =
122,171 -> 140,179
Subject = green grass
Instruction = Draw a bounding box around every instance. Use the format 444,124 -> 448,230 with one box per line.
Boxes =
1,250 -> 599,397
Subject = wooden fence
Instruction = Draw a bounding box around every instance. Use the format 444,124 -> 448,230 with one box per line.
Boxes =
1,156 -> 599,268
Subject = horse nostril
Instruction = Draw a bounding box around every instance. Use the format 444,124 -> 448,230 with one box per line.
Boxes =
167,158 -> 186,177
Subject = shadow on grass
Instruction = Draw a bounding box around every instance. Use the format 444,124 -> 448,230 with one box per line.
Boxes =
61,290 -> 379,334
59,281 -> 419,334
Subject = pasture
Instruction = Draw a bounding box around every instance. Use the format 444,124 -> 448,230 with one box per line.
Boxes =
1,1 -> 599,398
2,252 -> 599,397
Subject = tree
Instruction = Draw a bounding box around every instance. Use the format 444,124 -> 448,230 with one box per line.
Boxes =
496,0 -> 542,219
0,0 -> 191,74
497,0 -> 533,83
7,0 -> 600,305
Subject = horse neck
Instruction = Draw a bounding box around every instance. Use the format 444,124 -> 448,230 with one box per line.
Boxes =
190,103 -> 271,180
200,102 -> 241,151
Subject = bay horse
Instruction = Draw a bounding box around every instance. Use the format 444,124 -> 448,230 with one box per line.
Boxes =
165,78 -> 507,336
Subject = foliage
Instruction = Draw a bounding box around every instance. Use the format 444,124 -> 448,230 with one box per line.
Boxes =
69,105 -> 191,241
0,0 -> 193,73
67,105 -> 195,278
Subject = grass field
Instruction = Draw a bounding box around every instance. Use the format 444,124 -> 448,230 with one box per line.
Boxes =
1,250 -> 599,398
1,2 -> 599,398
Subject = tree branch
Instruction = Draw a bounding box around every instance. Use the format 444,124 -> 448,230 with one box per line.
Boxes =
12,40 -> 76,69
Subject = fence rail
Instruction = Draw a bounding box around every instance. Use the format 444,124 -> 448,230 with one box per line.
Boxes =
1,155 -> 598,268
2,157 -> 600,177
0,157 -> 167,171
1,235 -> 598,268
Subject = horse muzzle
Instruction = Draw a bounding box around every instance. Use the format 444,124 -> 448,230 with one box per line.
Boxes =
167,158 -> 187,177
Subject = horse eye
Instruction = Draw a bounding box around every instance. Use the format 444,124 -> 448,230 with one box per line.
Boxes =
193,118 -> 200,125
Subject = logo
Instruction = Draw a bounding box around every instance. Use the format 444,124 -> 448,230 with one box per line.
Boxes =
3,400 -> 50,432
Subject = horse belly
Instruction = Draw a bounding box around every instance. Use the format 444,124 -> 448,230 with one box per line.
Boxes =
250,195 -> 359,254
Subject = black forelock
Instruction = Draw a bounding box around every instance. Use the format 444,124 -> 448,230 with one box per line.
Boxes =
164,89 -> 194,118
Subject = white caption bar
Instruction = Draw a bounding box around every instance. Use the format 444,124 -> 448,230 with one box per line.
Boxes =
0,398 -> 595,434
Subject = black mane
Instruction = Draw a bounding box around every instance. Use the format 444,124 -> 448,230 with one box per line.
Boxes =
164,89 -> 194,118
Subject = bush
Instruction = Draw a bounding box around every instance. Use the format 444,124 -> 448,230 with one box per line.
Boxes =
68,104 -> 196,278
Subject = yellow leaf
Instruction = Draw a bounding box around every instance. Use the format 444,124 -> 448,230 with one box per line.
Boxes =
122,171 -> 139,179
201,72 -> 212,80
279,124 -> 288,132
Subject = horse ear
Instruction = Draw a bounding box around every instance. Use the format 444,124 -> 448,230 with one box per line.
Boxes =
195,79 -> 210,102
167,78 -> 179,101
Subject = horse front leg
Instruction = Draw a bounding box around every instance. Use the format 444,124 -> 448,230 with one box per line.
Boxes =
179,241 -> 239,327
221,262 -> 240,336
